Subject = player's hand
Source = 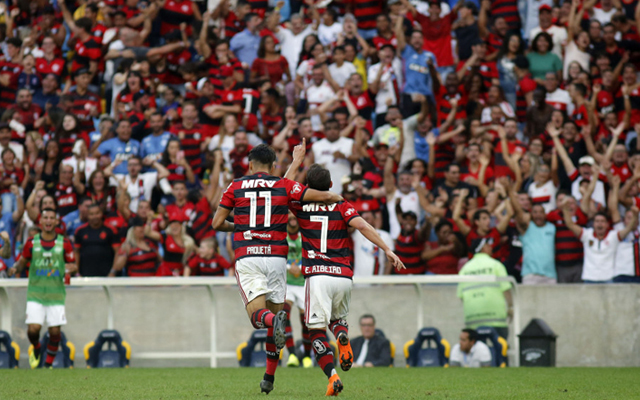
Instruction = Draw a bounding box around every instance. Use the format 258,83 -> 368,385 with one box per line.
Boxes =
9,184 -> 19,196
289,263 -> 301,278
292,137 -> 306,162
386,251 -> 405,271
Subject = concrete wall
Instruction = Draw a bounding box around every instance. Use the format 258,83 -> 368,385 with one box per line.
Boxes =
1,284 -> 639,368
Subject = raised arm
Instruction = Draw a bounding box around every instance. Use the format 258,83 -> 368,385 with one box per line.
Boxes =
579,164 -> 600,219
609,175 -> 622,224
394,11 -> 406,55
618,207 -> 640,239
349,216 -> 405,271
561,198 -> 583,237
452,188 -> 471,236
549,124 -> 577,176
197,10 -> 212,59
284,138 -> 306,180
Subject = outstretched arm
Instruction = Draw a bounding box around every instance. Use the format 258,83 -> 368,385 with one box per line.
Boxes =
561,199 -> 583,237
549,124 -> 577,176
212,206 -> 234,232
349,216 -> 405,271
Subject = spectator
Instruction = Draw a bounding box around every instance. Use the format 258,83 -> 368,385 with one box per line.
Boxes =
351,314 -> 391,367
527,32 -> 563,82
74,204 -> 118,277
63,196 -> 92,238
230,13 -> 263,69
368,45 -> 403,128
185,237 -> 233,277
529,4 -> 567,59
449,328 -> 492,367
110,217 -> 159,277
146,211 -> 195,276
352,210 -> 394,276
458,238 -> 513,339
311,119 -> 355,194
423,219 -> 463,275
94,119 -> 141,175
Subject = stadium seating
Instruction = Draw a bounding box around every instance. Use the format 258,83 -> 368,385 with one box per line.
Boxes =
28,331 -> 75,368
236,329 -> 284,367
0,330 -> 19,369
403,327 -> 451,367
475,326 -> 508,368
84,330 -> 131,368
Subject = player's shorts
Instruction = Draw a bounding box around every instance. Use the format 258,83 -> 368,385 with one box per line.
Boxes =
25,301 -> 67,326
286,284 -> 305,310
304,274 -> 353,330
235,257 -> 287,307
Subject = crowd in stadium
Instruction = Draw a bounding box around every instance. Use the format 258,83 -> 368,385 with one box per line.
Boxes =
0,0 -> 639,285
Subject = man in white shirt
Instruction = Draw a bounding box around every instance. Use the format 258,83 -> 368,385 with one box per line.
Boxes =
529,5 -> 567,59
311,119 -> 355,194
613,208 -> 640,283
112,156 -> 171,212
544,72 -> 573,115
0,123 -> 23,162
352,210 -> 395,276
269,13 -> 316,77
304,65 -> 336,132
450,329 -> 493,367
563,200 -> 638,283
327,46 -> 356,88
368,45 -> 403,127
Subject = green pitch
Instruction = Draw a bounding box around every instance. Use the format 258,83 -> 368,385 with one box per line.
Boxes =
3,367 -> 639,399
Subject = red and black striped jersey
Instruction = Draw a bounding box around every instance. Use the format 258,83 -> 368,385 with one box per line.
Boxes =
188,197 -> 216,244
246,0 -> 268,18
170,123 -> 205,175
164,49 -> 192,85
456,60 -> 499,91
433,141 -> 455,180
292,200 -> 359,279
241,88 -> 261,131
490,0 -> 521,31
394,229 -> 425,274
159,0 -> 195,36
485,32 -> 503,58
224,11 -> 246,38
157,233 -> 186,275
164,162 -> 188,185
55,131 -> 90,159
53,183 -> 78,217
466,227 -> 507,261
220,173 -> 308,261
0,61 -> 21,111
351,0 -> 382,30
69,89 -> 101,133
515,74 -> 536,122
493,139 -> 527,179
187,254 -> 231,276
259,105 -> 284,144
8,103 -> 42,131
125,241 -> 158,276
547,209 -> 588,267
435,85 -> 468,126
71,37 -> 101,74
104,210 -> 129,244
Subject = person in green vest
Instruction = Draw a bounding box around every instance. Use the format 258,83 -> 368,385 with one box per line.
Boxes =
8,208 -> 77,369
457,237 -> 513,340
283,211 -> 313,368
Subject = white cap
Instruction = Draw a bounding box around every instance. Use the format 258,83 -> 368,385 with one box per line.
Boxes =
578,155 -> 595,166
197,77 -> 210,92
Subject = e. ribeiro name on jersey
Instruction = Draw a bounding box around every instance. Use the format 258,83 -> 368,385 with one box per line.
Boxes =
292,200 -> 360,280
220,173 -> 308,260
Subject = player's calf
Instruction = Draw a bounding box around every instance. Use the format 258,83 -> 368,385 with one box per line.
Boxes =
310,329 -> 336,379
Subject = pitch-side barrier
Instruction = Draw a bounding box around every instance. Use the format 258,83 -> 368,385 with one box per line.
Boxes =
0,275 -> 520,367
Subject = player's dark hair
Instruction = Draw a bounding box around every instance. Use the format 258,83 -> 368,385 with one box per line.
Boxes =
41,207 -> 57,216
40,195 -> 57,211
75,17 -> 93,34
435,219 -> 453,233
325,119 -> 339,130
248,144 -> 277,167
306,164 -> 332,191
473,209 -> 490,222
462,328 -> 478,343
87,203 -> 102,212
360,314 -> 376,324
573,83 -> 587,97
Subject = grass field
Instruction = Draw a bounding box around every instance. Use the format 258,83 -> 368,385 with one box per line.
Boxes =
2,368 -> 640,400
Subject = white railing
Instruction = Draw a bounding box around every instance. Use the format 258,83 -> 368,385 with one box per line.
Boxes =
0,275 -> 520,367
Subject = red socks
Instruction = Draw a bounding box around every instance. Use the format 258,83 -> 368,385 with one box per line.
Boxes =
44,333 -> 60,367
310,329 -> 335,378
251,309 -> 275,329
